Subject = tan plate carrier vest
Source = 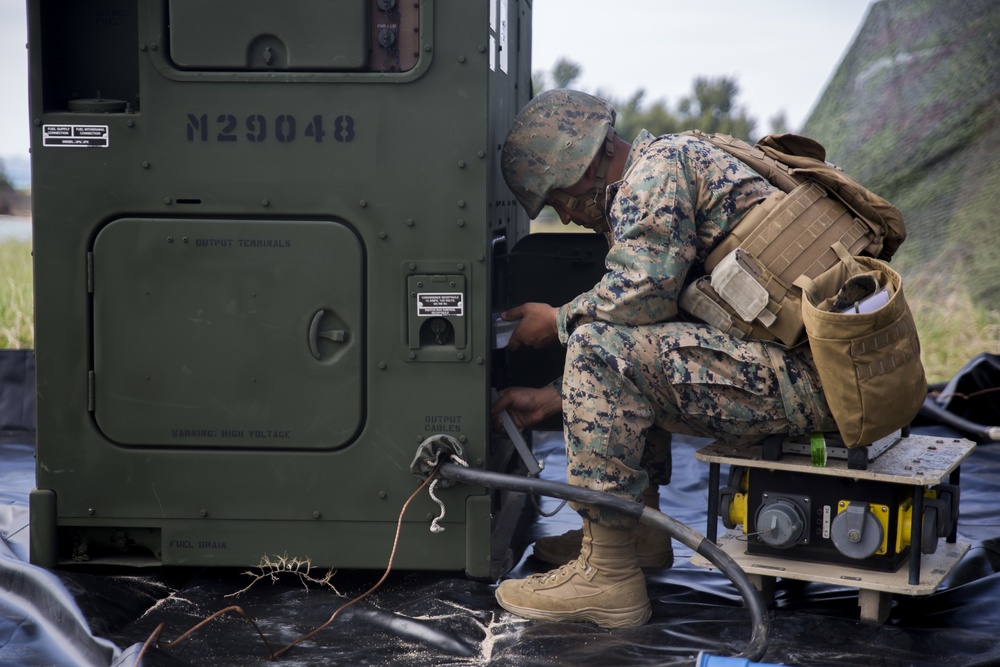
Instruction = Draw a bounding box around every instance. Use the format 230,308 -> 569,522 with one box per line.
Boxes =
679,131 -> 907,348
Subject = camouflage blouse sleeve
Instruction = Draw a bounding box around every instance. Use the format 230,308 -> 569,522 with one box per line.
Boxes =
554,134 -> 774,345
555,138 -> 700,344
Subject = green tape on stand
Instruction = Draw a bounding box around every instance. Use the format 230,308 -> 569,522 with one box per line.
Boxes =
810,432 -> 827,467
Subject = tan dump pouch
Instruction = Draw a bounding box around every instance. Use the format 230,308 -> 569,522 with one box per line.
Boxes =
700,181 -> 875,347
795,249 -> 926,448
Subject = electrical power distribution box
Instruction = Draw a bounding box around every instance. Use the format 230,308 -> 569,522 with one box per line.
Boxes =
26,0 -> 565,579
695,436 -> 974,623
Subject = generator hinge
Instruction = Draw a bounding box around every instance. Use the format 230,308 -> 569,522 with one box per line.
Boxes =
87,370 -> 95,412
86,252 -> 94,293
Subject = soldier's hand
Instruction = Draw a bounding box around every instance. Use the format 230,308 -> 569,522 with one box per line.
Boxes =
502,303 -> 559,350
492,385 -> 562,430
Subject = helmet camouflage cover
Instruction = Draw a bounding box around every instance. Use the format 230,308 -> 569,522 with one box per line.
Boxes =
501,89 -> 617,219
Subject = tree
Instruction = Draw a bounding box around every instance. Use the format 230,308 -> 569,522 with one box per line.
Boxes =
551,58 -> 582,89
676,76 -> 756,139
768,110 -> 790,135
609,89 -> 682,142
532,61 -> 759,142
0,159 -> 13,191
532,57 -> 582,95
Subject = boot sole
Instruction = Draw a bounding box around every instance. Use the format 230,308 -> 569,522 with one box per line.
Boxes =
496,596 -> 652,629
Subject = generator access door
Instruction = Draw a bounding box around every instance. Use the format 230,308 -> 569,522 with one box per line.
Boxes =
90,217 -> 363,449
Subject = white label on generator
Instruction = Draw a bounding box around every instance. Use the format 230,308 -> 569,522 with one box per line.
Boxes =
43,124 -> 110,148
822,505 -> 832,539
417,293 -> 464,317
499,0 -> 509,73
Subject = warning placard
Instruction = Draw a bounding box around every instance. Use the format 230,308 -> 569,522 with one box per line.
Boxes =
43,125 -> 110,148
417,293 -> 464,317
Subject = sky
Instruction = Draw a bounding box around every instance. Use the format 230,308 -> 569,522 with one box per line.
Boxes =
0,0 -> 874,161
531,1 -> 875,133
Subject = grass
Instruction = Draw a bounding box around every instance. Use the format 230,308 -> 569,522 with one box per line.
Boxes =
1,235 -> 996,382
910,283 -> 1000,385
0,240 -> 33,349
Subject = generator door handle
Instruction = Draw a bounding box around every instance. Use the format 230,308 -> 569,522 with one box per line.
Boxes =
308,309 -> 346,360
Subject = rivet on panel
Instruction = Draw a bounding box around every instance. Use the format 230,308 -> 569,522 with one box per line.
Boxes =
378,231 -> 387,239
359,199 -> 368,207
457,160 -> 466,168
164,197 -> 172,205
141,161 -> 150,169
457,219 -> 466,227
458,55 -> 466,63
405,218 -> 415,227
378,362 -> 387,370
261,199 -> 270,207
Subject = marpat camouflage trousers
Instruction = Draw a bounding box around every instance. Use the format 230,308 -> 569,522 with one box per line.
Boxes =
562,320 -> 837,526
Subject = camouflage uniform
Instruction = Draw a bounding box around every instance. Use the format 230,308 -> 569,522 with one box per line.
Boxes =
556,132 -> 838,526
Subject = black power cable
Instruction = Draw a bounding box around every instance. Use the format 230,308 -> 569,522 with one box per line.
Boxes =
433,462 -> 771,663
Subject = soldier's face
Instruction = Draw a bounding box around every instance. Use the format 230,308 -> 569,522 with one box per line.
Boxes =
549,178 -> 610,233
551,197 -> 607,232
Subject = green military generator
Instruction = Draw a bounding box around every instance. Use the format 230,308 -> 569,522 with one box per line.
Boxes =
25,0 -> 581,580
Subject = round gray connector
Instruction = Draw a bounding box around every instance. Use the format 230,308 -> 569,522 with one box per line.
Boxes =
755,499 -> 805,549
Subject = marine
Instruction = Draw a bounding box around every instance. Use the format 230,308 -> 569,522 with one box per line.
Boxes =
492,89 -> 838,628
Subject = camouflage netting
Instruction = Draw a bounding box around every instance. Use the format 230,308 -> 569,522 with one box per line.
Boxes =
802,0 -> 1000,311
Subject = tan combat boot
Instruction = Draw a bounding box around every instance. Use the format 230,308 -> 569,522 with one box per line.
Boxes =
532,486 -> 673,569
495,519 -> 651,628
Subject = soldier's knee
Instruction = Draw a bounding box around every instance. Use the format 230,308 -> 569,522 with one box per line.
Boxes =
566,322 -> 611,358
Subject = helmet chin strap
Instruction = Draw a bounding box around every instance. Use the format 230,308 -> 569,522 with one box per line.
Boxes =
582,125 -> 617,222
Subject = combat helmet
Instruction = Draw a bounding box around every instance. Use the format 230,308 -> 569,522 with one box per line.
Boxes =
501,89 -> 617,219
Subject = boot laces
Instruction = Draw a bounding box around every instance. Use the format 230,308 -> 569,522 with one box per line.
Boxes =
528,558 -> 592,585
